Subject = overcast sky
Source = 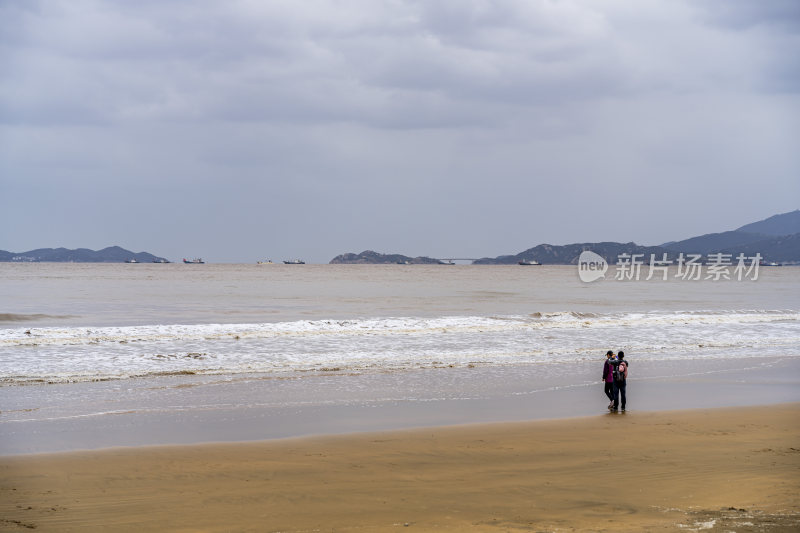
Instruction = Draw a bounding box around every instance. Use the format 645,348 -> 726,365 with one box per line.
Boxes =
1,0 -> 798,262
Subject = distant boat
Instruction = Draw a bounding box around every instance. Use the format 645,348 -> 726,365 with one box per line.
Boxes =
283,259 -> 305,265
518,259 -> 541,266
257,259 -> 274,264
438,260 -> 455,265
125,259 -> 139,263
152,259 -> 170,264
760,261 -> 781,267
183,258 -> 205,264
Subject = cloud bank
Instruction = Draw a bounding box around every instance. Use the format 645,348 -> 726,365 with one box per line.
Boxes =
1,0 -> 798,261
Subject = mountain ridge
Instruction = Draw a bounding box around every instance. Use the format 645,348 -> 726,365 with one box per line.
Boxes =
736,209 -> 800,236
329,250 -> 442,264
4,211 -> 797,264
0,246 -> 169,263
330,209 -> 800,265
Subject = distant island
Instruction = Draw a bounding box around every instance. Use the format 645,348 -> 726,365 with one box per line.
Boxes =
330,250 -> 444,264
4,211 -> 798,265
0,246 -> 169,263
330,210 -> 800,265
473,242 -> 673,265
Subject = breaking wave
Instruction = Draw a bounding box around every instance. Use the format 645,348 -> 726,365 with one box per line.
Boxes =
1,309 -> 798,384
2,310 -> 797,348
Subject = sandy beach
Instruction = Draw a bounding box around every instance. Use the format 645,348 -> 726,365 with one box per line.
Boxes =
1,403 -> 798,532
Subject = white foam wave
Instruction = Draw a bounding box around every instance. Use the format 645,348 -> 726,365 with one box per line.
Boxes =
2,310 -> 797,348
1,310 -> 797,385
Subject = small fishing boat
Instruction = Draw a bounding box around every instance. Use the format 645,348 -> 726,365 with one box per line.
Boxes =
125,259 -> 139,263
183,258 -> 205,264
257,259 -> 274,264
152,259 -> 170,263
518,259 -> 541,265
283,259 -> 305,264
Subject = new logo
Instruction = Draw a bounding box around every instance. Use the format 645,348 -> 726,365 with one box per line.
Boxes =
578,251 -> 607,282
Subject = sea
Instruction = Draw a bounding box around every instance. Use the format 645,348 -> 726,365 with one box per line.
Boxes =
1,263 -> 799,453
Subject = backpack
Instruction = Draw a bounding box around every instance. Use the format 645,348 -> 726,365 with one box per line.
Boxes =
613,361 -> 626,383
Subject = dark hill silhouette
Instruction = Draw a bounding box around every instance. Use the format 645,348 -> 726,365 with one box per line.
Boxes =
0,246 -> 169,263
472,242 -> 672,265
330,250 -> 441,264
659,210 -> 800,257
660,230 -> 769,255
720,233 -> 800,263
330,209 -> 800,265
736,209 -> 800,236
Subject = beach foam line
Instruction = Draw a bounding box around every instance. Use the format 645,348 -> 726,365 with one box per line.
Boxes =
1,309 -> 797,347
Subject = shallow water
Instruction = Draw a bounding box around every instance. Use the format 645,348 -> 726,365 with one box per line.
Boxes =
2,356 -> 798,454
1,263 -> 798,383
1,263 -> 798,453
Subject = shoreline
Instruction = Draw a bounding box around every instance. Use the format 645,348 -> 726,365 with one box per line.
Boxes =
3,356 -> 800,455
2,403 -> 798,531
4,397 -> 799,458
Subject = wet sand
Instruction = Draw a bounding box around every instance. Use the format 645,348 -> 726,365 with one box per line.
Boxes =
5,356 -> 800,455
2,404 -> 798,532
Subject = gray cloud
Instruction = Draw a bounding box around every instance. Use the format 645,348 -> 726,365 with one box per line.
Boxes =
697,0 -> 800,32
1,0 -> 798,262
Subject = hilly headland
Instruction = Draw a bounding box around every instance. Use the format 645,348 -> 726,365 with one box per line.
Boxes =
331,209 -> 800,265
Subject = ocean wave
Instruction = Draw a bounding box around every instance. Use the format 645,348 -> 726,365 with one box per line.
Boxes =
3,338 -> 798,387
1,309 -> 797,348
1,309 -> 797,385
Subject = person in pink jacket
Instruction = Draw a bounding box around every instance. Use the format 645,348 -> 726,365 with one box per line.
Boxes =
612,351 -> 628,412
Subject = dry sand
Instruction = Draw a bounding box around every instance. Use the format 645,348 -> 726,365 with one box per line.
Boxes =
1,404 -> 798,532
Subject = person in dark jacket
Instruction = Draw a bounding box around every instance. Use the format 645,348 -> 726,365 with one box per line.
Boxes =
602,350 -> 615,409
613,351 -> 628,412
